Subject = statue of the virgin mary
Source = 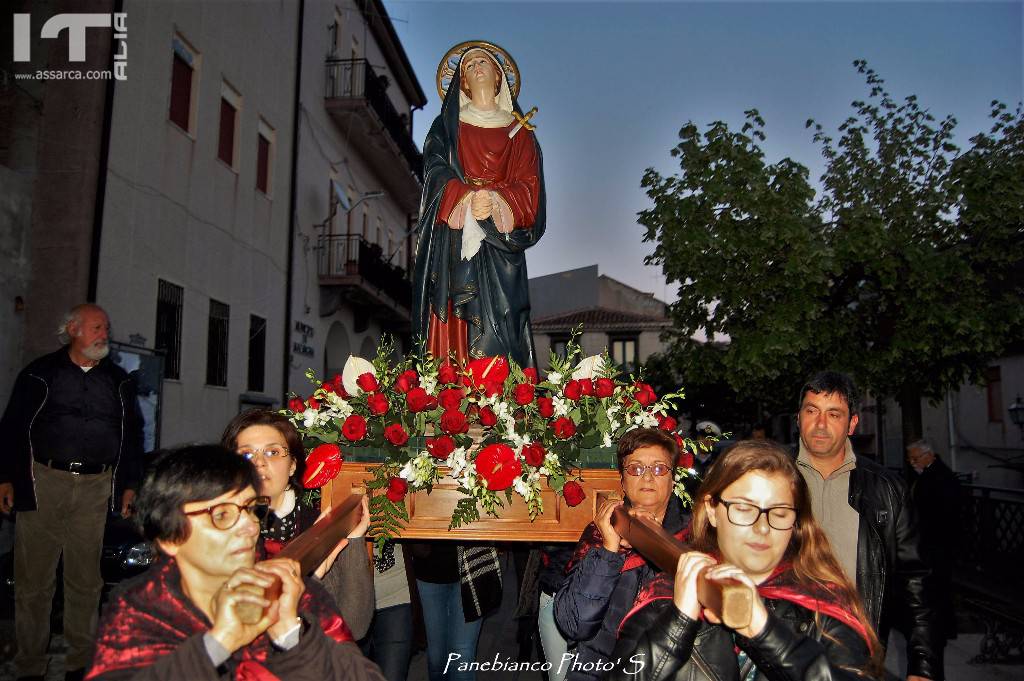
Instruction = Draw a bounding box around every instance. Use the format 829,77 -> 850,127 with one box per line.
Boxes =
412,41 -> 545,369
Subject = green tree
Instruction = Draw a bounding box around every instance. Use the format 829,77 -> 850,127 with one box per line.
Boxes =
641,61 -> 1024,439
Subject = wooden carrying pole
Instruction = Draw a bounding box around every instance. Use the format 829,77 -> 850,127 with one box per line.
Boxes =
610,507 -> 752,629
235,492 -> 364,624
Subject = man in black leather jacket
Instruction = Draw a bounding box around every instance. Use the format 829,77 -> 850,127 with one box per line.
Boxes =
795,371 -> 942,680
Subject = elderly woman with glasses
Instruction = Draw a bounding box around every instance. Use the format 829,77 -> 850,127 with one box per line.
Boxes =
553,428 -> 690,681
221,409 -> 373,639
606,440 -> 882,681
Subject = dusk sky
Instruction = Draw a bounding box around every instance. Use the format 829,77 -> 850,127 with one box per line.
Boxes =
384,1 -> 1022,303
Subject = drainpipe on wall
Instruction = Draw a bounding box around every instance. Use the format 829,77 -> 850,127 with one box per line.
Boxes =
947,389 -> 958,472
282,0 -> 305,401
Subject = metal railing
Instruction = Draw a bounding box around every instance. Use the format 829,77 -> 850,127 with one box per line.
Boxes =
957,484 -> 1024,569
324,58 -> 423,181
317,234 -> 411,308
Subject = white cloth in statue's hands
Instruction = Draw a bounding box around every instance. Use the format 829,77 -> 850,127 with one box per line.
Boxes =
461,202 -> 486,260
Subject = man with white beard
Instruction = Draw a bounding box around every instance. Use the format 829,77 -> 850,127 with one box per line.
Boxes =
0,303 -> 144,681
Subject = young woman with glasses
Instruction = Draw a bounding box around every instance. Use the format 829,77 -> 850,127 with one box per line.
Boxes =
220,409 -> 373,639
553,428 -> 691,681
608,440 -> 882,681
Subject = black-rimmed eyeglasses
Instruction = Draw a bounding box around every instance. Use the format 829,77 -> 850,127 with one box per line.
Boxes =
714,497 -> 797,531
184,495 -> 271,530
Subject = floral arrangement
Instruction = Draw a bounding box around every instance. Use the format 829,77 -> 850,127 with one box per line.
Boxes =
284,335 -> 700,546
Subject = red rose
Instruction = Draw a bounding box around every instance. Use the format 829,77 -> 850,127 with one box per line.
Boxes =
427,435 -> 456,460
386,477 -> 409,502
288,397 -> 305,413
677,451 -> 695,469
562,480 -> 586,507
522,442 -> 545,467
537,397 -> 555,419
307,397 -> 320,410
356,372 -> 379,393
406,387 -> 430,413
302,443 -> 343,489
437,363 -> 458,384
440,409 -> 469,434
367,392 -> 390,416
321,381 -> 335,393
513,383 -> 535,406
475,443 -> 522,491
479,406 -> 498,427
658,415 -> 678,432
482,380 -> 503,397
595,378 -> 615,398
395,369 -> 418,394
384,423 -> 409,446
466,356 -> 510,389
341,414 -> 367,441
331,374 -> 344,392
424,395 -> 439,411
551,417 -> 577,440
438,387 -> 465,411
634,382 -> 657,406
563,380 -> 583,401
523,367 -> 539,384
579,379 -> 594,396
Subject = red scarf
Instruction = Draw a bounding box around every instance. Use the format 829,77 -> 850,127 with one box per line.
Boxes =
620,561 -> 870,646
567,521 -> 691,574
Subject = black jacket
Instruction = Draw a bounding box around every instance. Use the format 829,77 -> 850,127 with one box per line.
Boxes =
609,597 -> 874,681
848,455 -> 941,679
0,347 -> 144,511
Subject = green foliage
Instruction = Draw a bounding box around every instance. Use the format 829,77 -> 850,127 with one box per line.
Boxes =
642,61 -> 1024,410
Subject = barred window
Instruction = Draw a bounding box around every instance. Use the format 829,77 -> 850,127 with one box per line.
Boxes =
206,299 -> 230,386
155,280 -> 183,380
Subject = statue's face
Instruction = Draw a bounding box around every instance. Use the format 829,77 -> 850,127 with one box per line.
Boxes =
461,51 -> 500,97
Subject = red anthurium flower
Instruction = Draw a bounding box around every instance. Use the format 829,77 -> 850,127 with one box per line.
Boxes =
595,378 -> 615,398
513,383 -> 535,406
440,409 -> 469,435
383,423 -> 409,446
537,397 -> 555,419
427,435 -> 456,460
356,372 -> 379,393
634,382 -> 657,406
386,477 -> 409,502
302,443 -> 343,489
438,387 -> 465,411
563,380 -> 583,401
395,370 -> 419,394
658,415 -> 678,432
341,414 -> 367,441
479,407 -> 498,427
406,387 -> 430,413
562,481 -> 586,507
466,356 -> 509,389
437,363 -> 458,384
482,380 -> 503,397
288,397 -> 305,413
475,443 -> 522,491
522,442 -> 545,467
579,379 -> 594,397
551,417 -> 577,440
523,367 -> 539,385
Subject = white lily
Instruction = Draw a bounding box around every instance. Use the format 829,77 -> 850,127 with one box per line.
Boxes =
341,355 -> 376,396
547,371 -> 563,385
571,355 -> 605,380
552,395 -> 570,417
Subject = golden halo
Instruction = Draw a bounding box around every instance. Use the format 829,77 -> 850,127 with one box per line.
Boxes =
435,40 -> 520,101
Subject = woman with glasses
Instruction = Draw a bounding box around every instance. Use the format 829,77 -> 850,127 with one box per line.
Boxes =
221,409 -> 374,639
553,428 -> 690,681
608,440 -> 882,681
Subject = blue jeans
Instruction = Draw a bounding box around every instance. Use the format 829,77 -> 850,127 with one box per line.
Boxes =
538,591 -> 569,681
416,579 -> 483,681
365,603 -> 413,681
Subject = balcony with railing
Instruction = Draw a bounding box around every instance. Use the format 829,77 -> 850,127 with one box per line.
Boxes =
317,233 -> 411,324
324,58 -> 423,210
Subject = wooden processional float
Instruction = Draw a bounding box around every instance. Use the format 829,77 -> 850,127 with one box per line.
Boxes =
236,490 -> 753,629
